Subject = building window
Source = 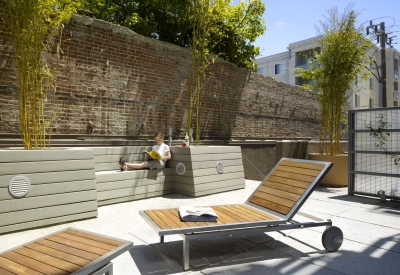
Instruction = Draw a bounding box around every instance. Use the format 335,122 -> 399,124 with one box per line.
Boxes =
394,101 -> 399,107
274,63 -> 286,75
369,98 -> 373,108
355,75 -> 360,86
370,78 -> 374,89
355,94 -> 360,108
258,67 -> 264,75
295,77 -> 310,86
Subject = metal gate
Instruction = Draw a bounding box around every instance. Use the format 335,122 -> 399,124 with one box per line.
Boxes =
348,107 -> 400,201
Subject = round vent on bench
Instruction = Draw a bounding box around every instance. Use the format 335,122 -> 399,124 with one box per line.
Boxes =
216,161 -> 224,174
176,162 -> 186,175
9,175 -> 31,198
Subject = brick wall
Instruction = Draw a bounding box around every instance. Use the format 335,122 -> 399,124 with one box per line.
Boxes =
0,14 -> 320,138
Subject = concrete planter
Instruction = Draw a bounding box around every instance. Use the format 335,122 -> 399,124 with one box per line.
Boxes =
308,153 -> 348,187
169,146 -> 245,197
0,148 -> 97,234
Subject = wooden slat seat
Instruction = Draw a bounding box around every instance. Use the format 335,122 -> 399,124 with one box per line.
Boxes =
139,158 -> 334,270
0,228 -> 133,275
145,204 -> 278,230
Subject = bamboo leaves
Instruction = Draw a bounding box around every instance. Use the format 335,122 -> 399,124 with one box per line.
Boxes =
294,5 -> 371,155
2,0 -> 78,149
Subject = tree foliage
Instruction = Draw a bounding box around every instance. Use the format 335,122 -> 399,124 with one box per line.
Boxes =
78,0 -> 266,71
294,5 -> 371,155
1,0 -> 78,149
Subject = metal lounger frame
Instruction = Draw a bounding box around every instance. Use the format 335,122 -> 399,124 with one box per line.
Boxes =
139,158 -> 339,270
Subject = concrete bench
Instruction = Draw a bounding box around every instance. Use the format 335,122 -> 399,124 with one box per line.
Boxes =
85,145 -> 246,205
86,146 -> 174,206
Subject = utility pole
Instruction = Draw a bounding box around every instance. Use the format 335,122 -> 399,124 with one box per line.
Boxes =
379,22 -> 387,107
367,21 -> 389,107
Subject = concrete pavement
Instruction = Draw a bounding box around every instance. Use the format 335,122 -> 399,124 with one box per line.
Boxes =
1,180 -> 399,275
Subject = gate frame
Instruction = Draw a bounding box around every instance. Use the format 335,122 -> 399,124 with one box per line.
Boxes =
348,107 -> 400,200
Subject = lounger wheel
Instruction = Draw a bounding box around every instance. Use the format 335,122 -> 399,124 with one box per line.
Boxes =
322,226 -> 343,252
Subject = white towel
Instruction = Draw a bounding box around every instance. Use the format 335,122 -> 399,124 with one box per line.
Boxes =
179,206 -> 218,222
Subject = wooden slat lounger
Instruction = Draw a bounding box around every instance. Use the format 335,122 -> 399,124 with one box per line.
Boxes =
0,228 -> 133,275
140,158 -> 344,270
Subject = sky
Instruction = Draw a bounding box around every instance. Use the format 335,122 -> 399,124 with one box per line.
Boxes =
249,0 -> 400,57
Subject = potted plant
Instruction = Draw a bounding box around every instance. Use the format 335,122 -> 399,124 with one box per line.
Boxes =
294,5 -> 371,186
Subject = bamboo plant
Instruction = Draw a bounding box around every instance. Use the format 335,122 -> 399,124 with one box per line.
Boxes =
294,5 -> 371,155
187,0 -> 264,144
186,0 -> 216,145
2,0 -> 77,149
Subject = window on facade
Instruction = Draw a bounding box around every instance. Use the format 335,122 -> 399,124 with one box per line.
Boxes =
355,75 -> 360,86
355,94 -> 360,108
369,98 -> 373,108
370,78 -> 374,89
274,63 -> 286,75
394,101 -> 399,107
295,77 -> 310,86
258,67 -> 264,75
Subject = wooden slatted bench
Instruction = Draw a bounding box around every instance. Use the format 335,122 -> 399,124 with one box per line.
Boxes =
140,158 -> 344,270
0,228 -> 133,275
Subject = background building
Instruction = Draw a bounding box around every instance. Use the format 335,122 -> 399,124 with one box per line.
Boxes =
256,36 -> 400,108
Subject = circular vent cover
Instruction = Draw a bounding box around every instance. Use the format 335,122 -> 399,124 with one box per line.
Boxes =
9,175 -> 31,197
176,162 -> 186,175
216,161 -> 224,174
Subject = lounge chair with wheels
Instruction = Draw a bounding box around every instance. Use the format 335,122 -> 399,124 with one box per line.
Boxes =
139,158 -> 343,270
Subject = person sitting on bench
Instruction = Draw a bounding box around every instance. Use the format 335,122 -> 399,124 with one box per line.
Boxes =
119,132 -> 171,171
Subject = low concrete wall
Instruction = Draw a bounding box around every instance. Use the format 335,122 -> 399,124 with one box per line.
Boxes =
240,142 -> 276,181
237,140 -> 348,181
0,148 -> 98,234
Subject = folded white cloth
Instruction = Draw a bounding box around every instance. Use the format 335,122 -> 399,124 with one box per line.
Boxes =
179,206 -> 218,222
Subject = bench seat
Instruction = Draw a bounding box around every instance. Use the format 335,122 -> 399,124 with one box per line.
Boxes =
83,146 -> 174,206
83,145 -> 246,205
96,168 -> 174,206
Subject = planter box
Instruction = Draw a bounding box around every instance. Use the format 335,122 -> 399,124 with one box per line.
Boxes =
308,153 -> 348,187
169,146 -> 245,197
0,148 -> 97,234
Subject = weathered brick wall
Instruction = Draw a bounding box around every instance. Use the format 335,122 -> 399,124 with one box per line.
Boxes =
0,14 -> 319,138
